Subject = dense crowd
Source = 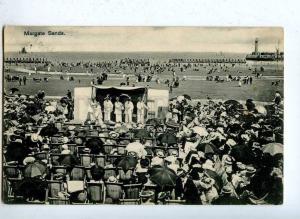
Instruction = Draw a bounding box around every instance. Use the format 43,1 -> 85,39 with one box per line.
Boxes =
5,57 -> 255,77
2,90 -> 283,205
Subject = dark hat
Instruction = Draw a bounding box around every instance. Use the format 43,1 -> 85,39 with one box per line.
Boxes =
140,158 -> 150,168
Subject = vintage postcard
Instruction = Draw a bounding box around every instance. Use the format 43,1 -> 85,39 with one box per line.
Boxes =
2,26 -> 283,205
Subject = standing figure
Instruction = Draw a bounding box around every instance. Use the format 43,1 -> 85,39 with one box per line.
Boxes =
104,95 -> 113,122
87,100 -> 95,122
124,97 -> 134,124
23,76 -> 27,85
94,101 -> 103,125
274,91 -> 282,106
114,97 -> 124,123
137,97 -> 148,124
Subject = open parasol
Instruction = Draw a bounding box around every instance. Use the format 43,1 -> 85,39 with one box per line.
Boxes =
149,165 -> 177,187
118,156 -> 138,172
196,143 -> 218,154
24,161 -> 47,178
157,132 -> 177,145
262,143 -> 283,156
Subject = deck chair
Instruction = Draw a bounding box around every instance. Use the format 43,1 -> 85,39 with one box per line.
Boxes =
6,178 -> 24,202
105,182 -> 124,204
103,168 -> 117,181
49,143 -> 61,152
76,146 -> 86,155
106,155 -> 122,166
94,155 -> 106,168
80,154 -> 93,167
165,199 -> 186,205
116,145 -> 126,155
35,152 -> 48,160
48,197 -> 70,205
67,144 -> 77,154
85,167 -> 93,180
86,182 -> 105,204
50,153 -> 63,165
51,166 -> 68,179
103,144 -> 114,154
3,165 -> 20,179
70,166 -> 86,181
120,198 -> 140,205
47,180 -> 64,198
123,184 -> 142,198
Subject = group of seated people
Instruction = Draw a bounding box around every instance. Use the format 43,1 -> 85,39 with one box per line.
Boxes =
3,91 -> 284,205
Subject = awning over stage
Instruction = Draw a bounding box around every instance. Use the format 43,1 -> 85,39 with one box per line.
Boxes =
92,86 -> 147,111
92,85 -> 145,90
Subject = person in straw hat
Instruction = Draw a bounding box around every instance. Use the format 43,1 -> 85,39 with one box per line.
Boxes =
199,176 -> 219,204
124,97 -> 134,124
140,190 -> 155,205
114,97 -> 123,123
136,97 -> 148,124
103,95 -> 113,122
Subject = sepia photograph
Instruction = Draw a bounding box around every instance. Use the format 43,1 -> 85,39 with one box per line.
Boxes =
2,26 -> 284,205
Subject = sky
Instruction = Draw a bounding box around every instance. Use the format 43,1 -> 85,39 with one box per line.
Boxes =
4,26 -> 284,53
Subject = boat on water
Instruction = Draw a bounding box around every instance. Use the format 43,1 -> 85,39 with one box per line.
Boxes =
245,38 -> 284,61
19,46 -> 27,54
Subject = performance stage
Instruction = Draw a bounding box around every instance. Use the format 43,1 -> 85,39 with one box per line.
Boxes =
73,85 -> 169,122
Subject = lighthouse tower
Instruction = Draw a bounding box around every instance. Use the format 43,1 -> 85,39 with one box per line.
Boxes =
254,38 -> 259,54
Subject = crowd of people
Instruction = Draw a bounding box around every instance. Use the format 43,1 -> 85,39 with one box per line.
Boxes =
3,89 -> 283,205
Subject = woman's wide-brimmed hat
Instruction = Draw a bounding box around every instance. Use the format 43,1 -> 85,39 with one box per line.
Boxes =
109,131 -> 119,139
140,190 -> 154,198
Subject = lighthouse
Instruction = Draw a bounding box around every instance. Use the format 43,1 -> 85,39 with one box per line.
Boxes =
254,38 -> 259,54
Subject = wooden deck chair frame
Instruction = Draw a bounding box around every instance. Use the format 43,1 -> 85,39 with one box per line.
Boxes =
105,182 -> 124,203
106,155 -> 122,166
47,180 -> 64,198
35,152 -> 48,160
6,178 -> 24,202
116,145 -> 126,155
67,144 -> 77,154
76,146 -> 86,155
123,183 -> 142,199
51,165 -> 68,179
80,154 -> 93,167
103,168 -> 117,181
48,197 -> 70,205
50,153 -> 63,164
86,182 -> 105,204
3,165 -> 20,179
165,199 -> 187,205
93,155 -> 106,168
103,144 -> 115,154
120,198 -> 140,205
70,166 -> 86,181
